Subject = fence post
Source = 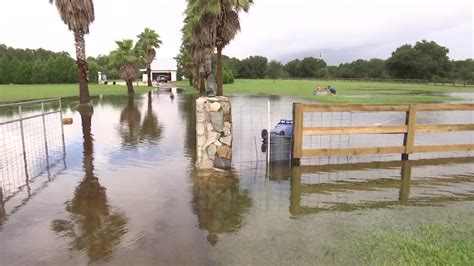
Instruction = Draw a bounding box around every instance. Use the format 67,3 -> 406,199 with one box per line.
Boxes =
18,105 -> 29,179
399,161 -> 412,205
59,99 -> 66,160
290,166 -> 302,215
292,103 -> 303,165
267,101 -> 271,165
402,104 -> 417,160
41,102 -> 50,168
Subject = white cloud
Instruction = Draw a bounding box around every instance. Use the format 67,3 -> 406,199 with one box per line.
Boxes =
0,0 -> 471,63
226,0 -> 473,61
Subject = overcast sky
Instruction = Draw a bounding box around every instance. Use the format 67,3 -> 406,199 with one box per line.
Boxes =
0,0 -> 472,65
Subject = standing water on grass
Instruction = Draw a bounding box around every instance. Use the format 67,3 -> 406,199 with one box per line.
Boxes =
0,92 -> 473,265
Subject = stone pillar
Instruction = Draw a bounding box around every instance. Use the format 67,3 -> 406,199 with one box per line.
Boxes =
196,96 -> 232,170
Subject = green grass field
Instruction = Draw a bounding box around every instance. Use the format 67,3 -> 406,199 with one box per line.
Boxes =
0,84 -> 151,103
1,80 -> 473,104
176,79 -> 474,103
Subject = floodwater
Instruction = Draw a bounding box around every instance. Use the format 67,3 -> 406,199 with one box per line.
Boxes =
0,92 -> 473,265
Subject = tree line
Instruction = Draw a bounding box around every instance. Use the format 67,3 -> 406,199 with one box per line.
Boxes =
0,36 -> 159,92
0,44 -> 78,84
178,40 -> 474,82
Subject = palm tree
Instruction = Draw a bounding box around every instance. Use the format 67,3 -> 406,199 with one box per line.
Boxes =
183,0 -> 217,96
214,0 -> 252,96
136,28 -> 162,87
49,0 -> 95,108
176,43 -> 195,87
181,0 -> 252,96
110,39 -> 142,95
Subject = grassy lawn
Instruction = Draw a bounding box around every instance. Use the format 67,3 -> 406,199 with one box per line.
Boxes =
0,84 -> 151,103
357,221 -> 474,265
175,79 -> 474,103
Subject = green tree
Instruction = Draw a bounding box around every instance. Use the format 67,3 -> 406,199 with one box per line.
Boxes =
386,44 -> 418,79
226,56 -> 242,78
240,56 -> 268,79
137,28 -> 162,87
0,56 -> 5,84
299,57 -> 326,77
214,0 -> 253,96
414,40 -> 451,79
110,39 -> 142,95
285,59 -> 301,78
266,60 -> 285,82
14,61 -> 32,84
176,43 -> 194,85
31,60 -> 49,84
50,0 -> 95,108
367,59 -> 386,78
449,59 -> 474,80
386,40 -> 450,80
86,59 -> 99,84
182,0 -> 216,95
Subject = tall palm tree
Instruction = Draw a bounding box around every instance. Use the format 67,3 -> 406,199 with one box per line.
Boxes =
136,28 -> 162,87
183,0 -> 217,96
176,43 -> 195,87
110,39 -> 142,95
49,0 -> 95,107
214,0 -> 252,96
181,0 -> 251,96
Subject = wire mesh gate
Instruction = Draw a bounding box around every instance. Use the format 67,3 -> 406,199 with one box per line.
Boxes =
0,98 -> 66,209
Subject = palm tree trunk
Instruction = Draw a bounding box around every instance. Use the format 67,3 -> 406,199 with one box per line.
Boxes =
189,73 -> 193,87
126,79 -> 135,95
199,64 -> 206,96
199,73 -> 206,96
81,112 -> 93,168
74,31 -> 91,106
194,66 -> 199,89
147,63 -> 152,87
217,46 -> 223,96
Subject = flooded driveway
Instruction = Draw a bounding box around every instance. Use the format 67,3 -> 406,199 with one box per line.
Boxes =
0,92 -> 473,265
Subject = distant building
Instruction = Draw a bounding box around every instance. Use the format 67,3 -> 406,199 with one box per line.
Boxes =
140,58 -> 178,82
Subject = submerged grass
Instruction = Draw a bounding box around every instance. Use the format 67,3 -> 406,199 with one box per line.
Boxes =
176,79 -> 474,103
357,221 -> 474,265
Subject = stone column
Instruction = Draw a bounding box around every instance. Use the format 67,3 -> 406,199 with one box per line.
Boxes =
196,96 -> 232,170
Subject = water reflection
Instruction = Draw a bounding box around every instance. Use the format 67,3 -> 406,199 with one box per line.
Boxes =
191,170 -> 252,246
51,113 -> 127,263
290,157 -> 474,215
178,94 -> 197,160
140,93 -> 163,144
119,96 -> 142,147
0,188 -> 5,230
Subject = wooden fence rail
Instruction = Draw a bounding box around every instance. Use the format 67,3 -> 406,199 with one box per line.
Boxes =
291,103 -> 474,164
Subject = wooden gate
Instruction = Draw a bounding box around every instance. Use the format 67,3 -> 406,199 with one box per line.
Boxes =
291,103 -> 474,164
